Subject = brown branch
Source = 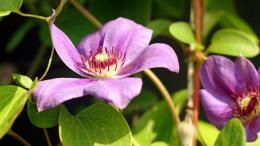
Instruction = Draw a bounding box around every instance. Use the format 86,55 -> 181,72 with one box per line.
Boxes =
192,0 -> 203,146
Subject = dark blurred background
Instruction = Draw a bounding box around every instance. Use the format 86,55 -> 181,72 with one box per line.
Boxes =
0,0 -> 259,145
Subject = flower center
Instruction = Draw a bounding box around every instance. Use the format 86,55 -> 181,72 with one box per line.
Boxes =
235,91 -> 260,123
80,48 -> 125,78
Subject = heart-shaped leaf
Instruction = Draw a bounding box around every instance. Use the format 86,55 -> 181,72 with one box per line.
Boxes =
208,29 -> 259,57
59,103 -> 131,146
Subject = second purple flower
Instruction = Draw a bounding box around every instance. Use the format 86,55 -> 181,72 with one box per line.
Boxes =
200,55 -> 260,141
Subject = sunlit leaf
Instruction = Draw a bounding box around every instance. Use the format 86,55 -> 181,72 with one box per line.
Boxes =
59,103 -> 131,146
169,22 -> 195,44
208,29 -> 259,57
0,85 -> 27,139
198,121 -> 219,146
214,118 -> 246,146
0,0 -> 23,16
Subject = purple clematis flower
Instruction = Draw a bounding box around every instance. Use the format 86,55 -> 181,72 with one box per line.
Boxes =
33,17 -> 179,112
200,55 -> 260,141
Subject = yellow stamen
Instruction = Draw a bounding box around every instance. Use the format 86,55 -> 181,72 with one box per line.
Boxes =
95,53 -> 109,61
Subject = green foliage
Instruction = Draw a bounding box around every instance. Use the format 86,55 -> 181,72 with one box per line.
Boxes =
12,73 -> 33,89
208,29 -> 259,57
0,85 -> 27,139
169,22 -> 195,44
59,103 -> 131,146
214,118 -> 246,146
133,99 -> 176,146
0,0 -> 23,16
147,19 -> 171,38
88,0 -> 151,25
198,121 -> 219,146
27,99 -> 61,128
133,89 -> 188,146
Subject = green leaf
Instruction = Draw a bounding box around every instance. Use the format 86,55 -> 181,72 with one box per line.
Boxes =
59,103 -> 131,146
169,22 -> 195,44
26,99 -> 60,128
89,0 -> 152,25
12,73 -> 33,89
198,121 -> 219,146
5,20 -> 35,53
150,142 -> 169,146
0,85 -> 27,139
208,29 -> 259,57
147,19 -> 171,38
214,118 -> 246,146
172,89 -> 188,114
0,0 -> 23,15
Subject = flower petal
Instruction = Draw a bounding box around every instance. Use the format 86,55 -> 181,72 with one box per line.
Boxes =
117,43 -> 179,77
33,78 -> 94,111
200,55 -> 237,97
77,31 -> 102,57
235,57 -> 259,92
50,22 -> 85,76
200,89 -> 235,128
85,77 -> 142,109
244,115 -> 260,142
77,17 -> 152,64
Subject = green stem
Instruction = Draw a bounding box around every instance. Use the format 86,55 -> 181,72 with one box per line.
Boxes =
8,130 -> 32,146
14,11 -> 48,22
